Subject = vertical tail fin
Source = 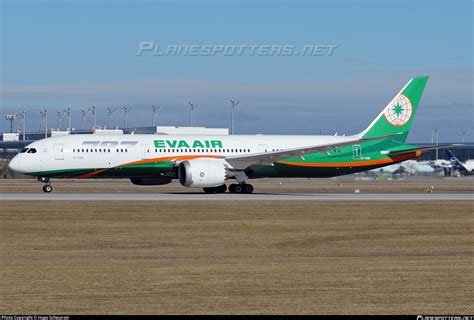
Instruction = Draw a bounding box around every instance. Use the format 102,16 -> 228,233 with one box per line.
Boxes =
360,76 -> 429,143
447,150 -> 468,172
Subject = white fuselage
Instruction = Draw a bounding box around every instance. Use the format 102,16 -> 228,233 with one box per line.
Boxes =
9,133 -> 354,175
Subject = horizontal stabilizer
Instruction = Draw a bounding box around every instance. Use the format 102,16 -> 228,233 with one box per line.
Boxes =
381,144 -> 463,156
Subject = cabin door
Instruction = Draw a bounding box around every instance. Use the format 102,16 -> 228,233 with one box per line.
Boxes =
258,144 -> 268,153
54,144 -> 64,160
352,144 -> 362,159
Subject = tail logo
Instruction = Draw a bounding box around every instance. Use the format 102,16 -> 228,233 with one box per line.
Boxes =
384,94 -> 413,126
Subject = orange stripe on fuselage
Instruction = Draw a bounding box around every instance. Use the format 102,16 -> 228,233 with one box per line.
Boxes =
76,155 -> 222,179
278,152 -> 421,168
76,152 -> 422,178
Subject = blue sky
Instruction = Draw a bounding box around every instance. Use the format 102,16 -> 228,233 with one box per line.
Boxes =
1,0 -> 472,141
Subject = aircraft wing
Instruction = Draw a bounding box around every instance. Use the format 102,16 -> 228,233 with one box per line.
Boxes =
225,133 -> 399,170
380,144 -> 463,156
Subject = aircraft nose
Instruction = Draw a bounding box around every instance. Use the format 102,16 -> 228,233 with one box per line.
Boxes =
8,156 -> 21,173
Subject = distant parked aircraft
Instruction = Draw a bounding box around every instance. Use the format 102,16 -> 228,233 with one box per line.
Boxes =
447,150 -> 474,175
376,160 -> 435,175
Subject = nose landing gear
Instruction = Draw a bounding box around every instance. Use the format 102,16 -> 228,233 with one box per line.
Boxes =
38,177 -> 52,193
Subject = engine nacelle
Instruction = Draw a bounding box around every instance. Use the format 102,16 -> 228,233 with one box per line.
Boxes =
130,177 -> 172,186
178,158 -> 227,188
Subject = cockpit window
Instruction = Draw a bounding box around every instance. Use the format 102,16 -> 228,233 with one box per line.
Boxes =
27,148 -> 37,153
20,148 -> 29,153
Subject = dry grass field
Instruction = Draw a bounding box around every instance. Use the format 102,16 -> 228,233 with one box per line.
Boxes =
0,199 -> 472,314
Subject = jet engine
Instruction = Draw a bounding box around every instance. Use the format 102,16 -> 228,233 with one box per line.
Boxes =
178,158 -> 227,187
130,177 -> 172,186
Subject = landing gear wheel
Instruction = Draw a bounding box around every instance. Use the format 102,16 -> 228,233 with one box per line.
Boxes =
243,184 -> 254,194
229,183 -> 253,194
234,184 -> 243,193
42,184 -> 52,193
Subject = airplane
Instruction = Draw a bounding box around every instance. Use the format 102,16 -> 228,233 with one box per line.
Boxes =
8,76 -> 458,194
430,159 -> 452,168
447,150 -> 474,175
373,159 -> 436,175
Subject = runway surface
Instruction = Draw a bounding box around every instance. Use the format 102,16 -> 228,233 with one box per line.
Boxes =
1,192 -> 472,201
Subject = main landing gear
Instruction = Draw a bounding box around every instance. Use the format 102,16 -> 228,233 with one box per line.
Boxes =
202,183 -> 254,194
228,183 -> 254,194
38,177 -> 52,193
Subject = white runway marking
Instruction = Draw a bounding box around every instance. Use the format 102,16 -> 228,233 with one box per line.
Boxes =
1,193 -> 472,201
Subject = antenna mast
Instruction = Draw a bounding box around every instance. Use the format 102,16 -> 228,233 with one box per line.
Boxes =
88,106 -> 97,130
15,111 -> 26,141
39,108 -> 48,137
123,106 -> 132,129
230,98 -> 240,135
4,114 -> 16,133
81,108 -> 90,130
107,106 -> 116,129
188,102 -> 198,127
152,104 -> 161,127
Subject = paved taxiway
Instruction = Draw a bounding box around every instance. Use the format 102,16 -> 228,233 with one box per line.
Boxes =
1,192 -> 472,201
